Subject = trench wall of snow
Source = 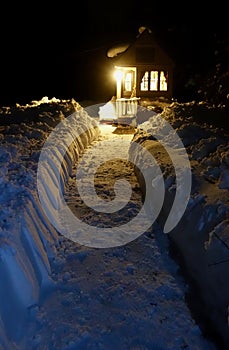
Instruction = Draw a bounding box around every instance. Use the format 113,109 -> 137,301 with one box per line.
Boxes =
0,98 -> 100,344
129,102 -> 229,348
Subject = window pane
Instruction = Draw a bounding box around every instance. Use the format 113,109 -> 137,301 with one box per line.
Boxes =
124,72 -> 132,91
160,71 -> 168,91
140,71 -> 149,91
150,71 -> 158,91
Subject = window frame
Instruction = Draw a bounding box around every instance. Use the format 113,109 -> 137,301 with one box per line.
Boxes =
140,70 -> 168,92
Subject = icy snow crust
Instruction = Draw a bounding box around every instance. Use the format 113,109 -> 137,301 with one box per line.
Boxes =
0,97 -> 227,349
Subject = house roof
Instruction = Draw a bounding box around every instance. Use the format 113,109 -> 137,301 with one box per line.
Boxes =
107,27 -> 175,68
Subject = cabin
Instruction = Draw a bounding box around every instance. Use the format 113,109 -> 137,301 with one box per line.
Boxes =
108,26 -> 175,100
103,27 -> 175,123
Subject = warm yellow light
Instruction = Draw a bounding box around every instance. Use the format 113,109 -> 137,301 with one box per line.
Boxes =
114,69 -> 123,82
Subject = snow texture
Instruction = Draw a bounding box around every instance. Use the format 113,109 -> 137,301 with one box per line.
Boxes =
0,97 -> 99,347
0,97 -> 228,349
129,100 -> 229,348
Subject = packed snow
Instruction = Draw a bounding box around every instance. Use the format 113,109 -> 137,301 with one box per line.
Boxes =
0,97 -> 228,349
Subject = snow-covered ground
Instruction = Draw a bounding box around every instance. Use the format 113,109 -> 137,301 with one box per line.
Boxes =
130,101 -> 229,348
0,97 -> 228,349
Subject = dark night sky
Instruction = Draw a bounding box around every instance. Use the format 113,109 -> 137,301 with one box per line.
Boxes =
0,1 -> 228,106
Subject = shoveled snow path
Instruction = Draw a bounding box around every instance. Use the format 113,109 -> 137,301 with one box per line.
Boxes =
19,124 -> 217,350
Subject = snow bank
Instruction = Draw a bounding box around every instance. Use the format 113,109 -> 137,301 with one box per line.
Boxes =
129,101 -> 229,347
0,97 -> 100,343
1,96 -> 228,347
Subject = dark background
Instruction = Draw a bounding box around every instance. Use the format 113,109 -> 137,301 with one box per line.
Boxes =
0,1 -> 228,106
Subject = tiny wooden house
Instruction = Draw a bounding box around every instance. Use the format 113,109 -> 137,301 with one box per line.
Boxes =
108,27 -> 175,101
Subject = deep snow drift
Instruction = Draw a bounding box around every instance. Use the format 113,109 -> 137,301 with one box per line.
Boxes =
0,96 -> 228,349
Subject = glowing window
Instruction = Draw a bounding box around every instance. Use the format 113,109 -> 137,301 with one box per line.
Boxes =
160,71 -> 168,91
150,71 -> 158,91
124,72 -> 132,91
140,70 -> 168,92
140,71 -> 149,91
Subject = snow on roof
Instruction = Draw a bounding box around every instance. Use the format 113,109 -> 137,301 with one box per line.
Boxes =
107,42 -> 130,58
106,27 -> 151,58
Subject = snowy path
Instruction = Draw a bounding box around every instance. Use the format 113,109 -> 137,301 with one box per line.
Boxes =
64,124 -> 142,232
19,124 -> 217,350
